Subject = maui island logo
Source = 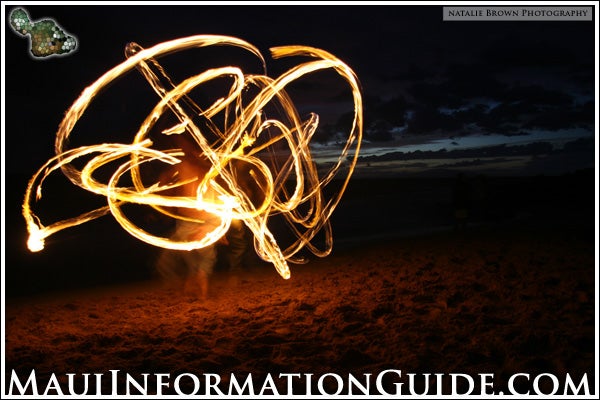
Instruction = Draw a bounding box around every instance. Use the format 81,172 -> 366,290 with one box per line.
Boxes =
9,7 -> 77,58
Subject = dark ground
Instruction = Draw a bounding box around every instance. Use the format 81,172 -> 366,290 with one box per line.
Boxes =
3,169 -> 597,395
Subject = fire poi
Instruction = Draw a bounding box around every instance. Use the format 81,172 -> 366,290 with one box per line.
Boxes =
22,35 -> 363,280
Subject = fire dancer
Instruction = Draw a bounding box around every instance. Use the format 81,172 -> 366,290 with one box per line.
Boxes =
220,158 -> 259,279
452,172 -> 471,232
154,138 -> 221,299
222,218 -> 248,287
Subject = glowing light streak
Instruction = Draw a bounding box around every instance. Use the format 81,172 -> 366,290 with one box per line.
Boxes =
22,35 -> 363,280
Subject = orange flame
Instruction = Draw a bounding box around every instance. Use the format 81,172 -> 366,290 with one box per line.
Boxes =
22,35 -> 363,280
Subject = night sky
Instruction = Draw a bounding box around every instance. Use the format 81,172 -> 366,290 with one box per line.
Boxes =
3,3 -> 596,178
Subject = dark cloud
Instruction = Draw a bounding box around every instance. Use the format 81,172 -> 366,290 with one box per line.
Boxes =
365,120 -> 395,142
400,73 -> 587,136
381,16 -> 595,138
453,103 -> 490,124
405,106 -> 462,135
313,95 -> 410,143
476,101 -> 538,135
369,96 -> 408,126
443,64 -> 510,100
406,65 -> 509,110
503,85 -> 573,107
523,101 -> 594,131
357,137 -> 592,163
335,71 -> 590,138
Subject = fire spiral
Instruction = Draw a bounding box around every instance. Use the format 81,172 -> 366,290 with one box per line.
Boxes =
22,35 -> 363,279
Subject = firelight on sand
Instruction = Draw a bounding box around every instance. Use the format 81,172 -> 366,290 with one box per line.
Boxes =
22,35 -> 363,280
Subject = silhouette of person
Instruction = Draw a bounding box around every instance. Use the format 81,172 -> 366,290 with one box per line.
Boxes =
452,173 -> 471,231
154,138 -> 221,299
224,219 -> 247,272
218,158 -> 256,283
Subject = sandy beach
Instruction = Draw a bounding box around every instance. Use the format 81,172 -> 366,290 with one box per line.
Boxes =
5,212 -> 595,395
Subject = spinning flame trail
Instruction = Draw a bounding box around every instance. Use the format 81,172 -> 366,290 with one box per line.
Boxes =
22,35 -> 363,279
